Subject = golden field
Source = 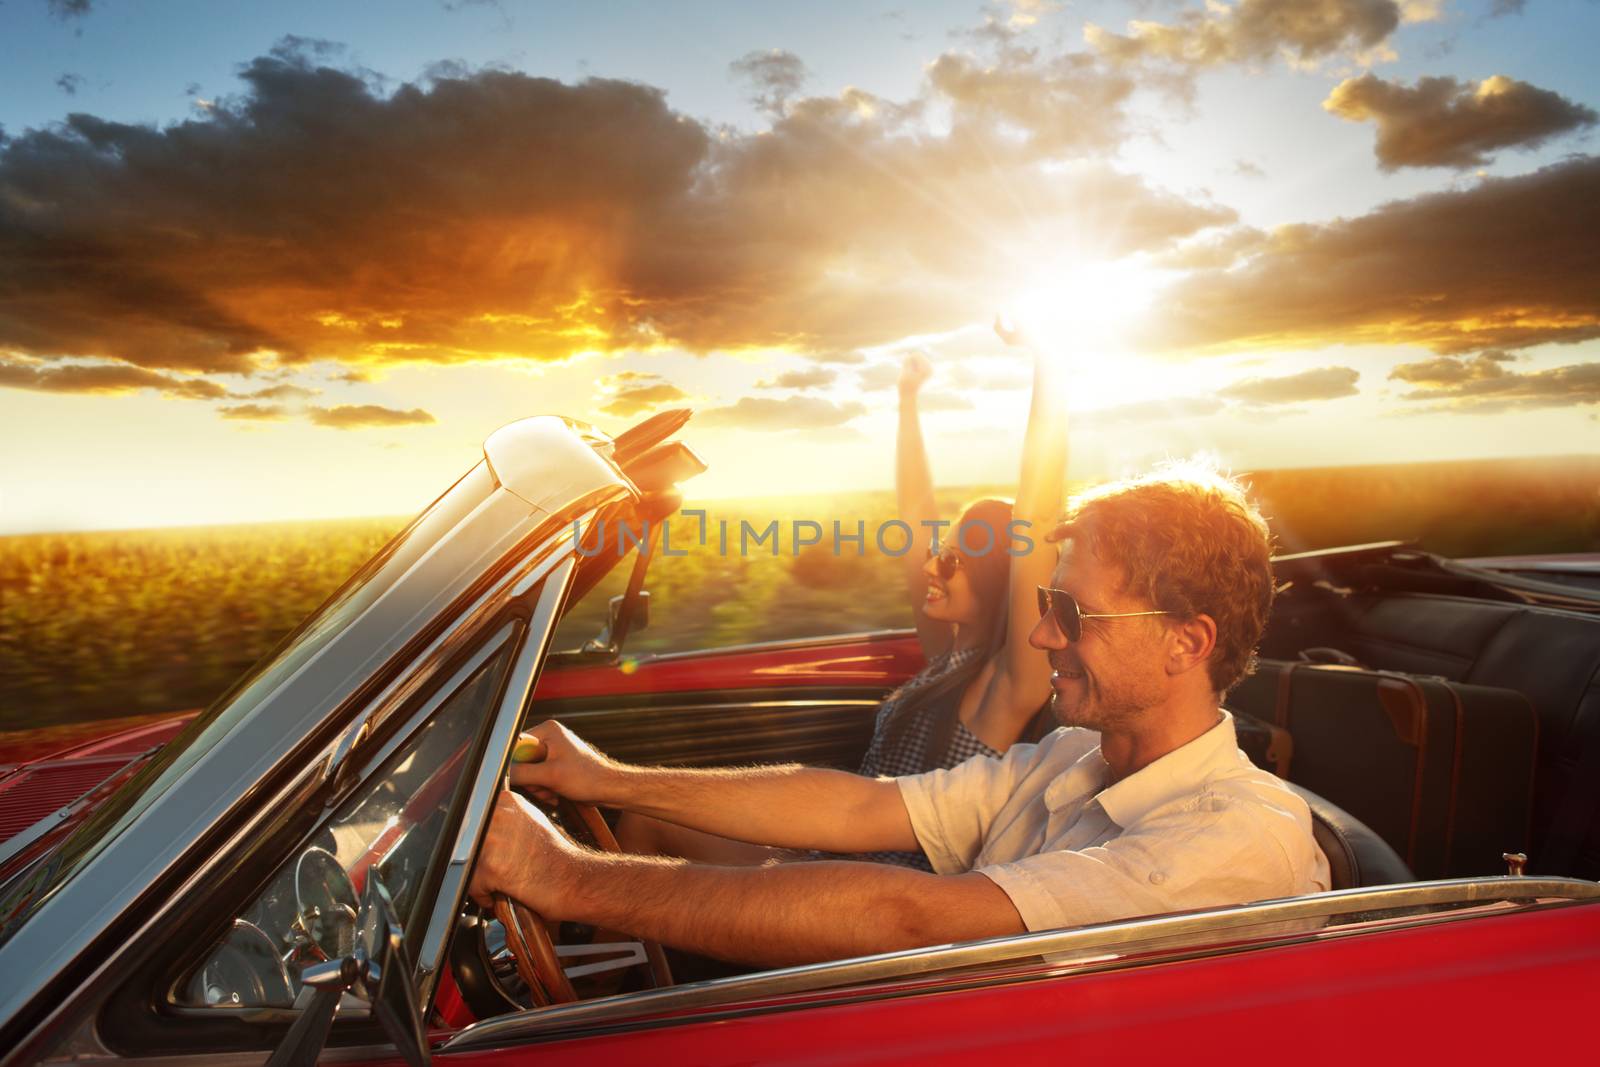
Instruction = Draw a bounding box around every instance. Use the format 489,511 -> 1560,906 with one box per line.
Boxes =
3,455 -> 1596,734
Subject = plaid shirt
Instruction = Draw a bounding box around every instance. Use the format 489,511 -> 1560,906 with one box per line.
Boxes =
852,646 -> 998,870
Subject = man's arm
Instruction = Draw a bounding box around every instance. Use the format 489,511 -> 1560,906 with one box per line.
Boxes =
470,792 -> 1025,967
511,720 -> 921,854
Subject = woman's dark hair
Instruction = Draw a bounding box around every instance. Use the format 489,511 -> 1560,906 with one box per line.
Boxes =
879,497 -> 1017,762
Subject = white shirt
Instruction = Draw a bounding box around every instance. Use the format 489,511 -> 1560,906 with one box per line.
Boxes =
897,711 -> 1331,931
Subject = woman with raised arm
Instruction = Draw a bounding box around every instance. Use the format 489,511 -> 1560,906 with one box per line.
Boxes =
614,319 -> 1068,869
846,319 -> 1066,865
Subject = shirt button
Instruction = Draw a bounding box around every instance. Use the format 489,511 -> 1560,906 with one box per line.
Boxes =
1148,870 -> 1167,885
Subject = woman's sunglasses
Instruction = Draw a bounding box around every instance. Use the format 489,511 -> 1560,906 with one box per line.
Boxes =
1036,586 -> 1172,642
927,542 -> 963,581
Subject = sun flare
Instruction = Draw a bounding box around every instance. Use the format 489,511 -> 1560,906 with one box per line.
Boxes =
1004,257 -> 1173,356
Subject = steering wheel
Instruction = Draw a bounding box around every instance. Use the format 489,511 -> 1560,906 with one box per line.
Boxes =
491,797 -> 673,1005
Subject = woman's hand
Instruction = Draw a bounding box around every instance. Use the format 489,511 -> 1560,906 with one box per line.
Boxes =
898,350 -> 932,401
994,312 -> 1030,349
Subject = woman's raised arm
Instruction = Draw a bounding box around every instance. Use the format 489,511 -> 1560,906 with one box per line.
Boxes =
895,351 -> 951,660
998,322 -> 1068,701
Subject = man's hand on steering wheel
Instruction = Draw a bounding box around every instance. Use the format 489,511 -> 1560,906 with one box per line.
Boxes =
467,790 -> 580,916
509,720 -> 622,806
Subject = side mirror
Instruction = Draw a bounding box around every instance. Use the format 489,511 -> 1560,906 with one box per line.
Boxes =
582,590 -> 649,657
266,872 -> 428,1067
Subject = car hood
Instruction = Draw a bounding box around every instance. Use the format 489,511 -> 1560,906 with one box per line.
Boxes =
0,714 -> 197,885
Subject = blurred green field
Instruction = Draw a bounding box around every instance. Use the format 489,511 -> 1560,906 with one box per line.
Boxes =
3,455 -> 1596,734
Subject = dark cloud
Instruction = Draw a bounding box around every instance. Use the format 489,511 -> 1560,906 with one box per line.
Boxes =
698,395 -> 866,431
1233,159 -> 1266,178
0,43 -> 1228,389
757,367 -> 836,390
1220,365 -> 1360,405
730,49 -> 808,116
1395,360 -> 1600,412
1489,0 -> 1527,16
219,402 -> 290,421
307,403 -> 436,429
1324,73 -> 1598,169
1389,349 -> 1515,386
55,73 -> 85,96
0,358 -> 227,399
47,0 -> 94,20
1087,0 -> 1404,68
1141,155 -> 1600,356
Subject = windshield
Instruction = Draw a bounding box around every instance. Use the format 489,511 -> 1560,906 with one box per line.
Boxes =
0,462 -> 498,948
177,627 -> 520,1009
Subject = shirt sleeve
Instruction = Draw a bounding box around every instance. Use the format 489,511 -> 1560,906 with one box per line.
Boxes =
977,801 -> 1305,932
896,742 -> 1040,874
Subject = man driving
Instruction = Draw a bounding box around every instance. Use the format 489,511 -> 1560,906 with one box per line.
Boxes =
469,464 -> 1329,967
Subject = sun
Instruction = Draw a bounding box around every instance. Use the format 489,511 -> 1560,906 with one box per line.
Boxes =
1003,256 -> 1172,357
998,256 -> 1178,410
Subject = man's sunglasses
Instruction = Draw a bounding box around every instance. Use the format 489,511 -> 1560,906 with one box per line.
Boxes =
1036,586 -> 1171,642
927,542 -> 963,581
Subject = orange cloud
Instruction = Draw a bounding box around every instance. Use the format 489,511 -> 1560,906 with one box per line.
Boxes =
220,402 -> 290,421
598,374 -> 689,417
1087,0 -> 1404,69
0,358 -> 227,399
1324,73 -> 1597,169
307,404 -> 436,429
1220,366 -> 1360,405
1140,156 -> 1600,356
0,41 -> 1229,391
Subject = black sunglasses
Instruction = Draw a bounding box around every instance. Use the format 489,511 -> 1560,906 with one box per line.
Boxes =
927,542 -> 963,581
1036,585 -> 1171,642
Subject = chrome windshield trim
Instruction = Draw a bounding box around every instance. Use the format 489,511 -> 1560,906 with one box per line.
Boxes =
444,877 -> 1600,1048
325,517 -> 595,790
414,556 -> 577,1004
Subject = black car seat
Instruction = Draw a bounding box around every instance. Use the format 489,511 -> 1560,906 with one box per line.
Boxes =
1290,783 -> 1413,889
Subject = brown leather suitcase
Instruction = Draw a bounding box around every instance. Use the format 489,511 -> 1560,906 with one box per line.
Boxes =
1226,658 -> 1538,879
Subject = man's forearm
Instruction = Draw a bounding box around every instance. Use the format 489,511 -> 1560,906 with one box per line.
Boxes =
560,850 -> 1025,968
607,762 -> 918,854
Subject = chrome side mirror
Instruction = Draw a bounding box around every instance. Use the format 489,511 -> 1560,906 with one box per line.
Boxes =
266,872 -> 428,1067
582,590 -> 649,656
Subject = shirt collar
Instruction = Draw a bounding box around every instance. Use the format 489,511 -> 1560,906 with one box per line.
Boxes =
1091,711 -> 1240,829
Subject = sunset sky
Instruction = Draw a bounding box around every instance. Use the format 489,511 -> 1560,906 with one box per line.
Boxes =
2,0 -> 1597,533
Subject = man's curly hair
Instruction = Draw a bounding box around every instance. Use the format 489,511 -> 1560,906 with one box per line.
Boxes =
1054,459 -> 1275,695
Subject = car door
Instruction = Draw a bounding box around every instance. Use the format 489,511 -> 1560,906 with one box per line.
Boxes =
531,630 -> 927,771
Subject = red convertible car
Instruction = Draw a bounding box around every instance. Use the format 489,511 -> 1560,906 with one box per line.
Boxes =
1,413 -> 1597,1065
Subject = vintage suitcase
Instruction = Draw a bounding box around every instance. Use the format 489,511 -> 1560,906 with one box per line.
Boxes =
1226,657 -> 1538,879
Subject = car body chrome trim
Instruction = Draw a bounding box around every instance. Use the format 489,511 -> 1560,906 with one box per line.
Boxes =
414,556 -> 577,1005
612,628 -> 919,665
444,877 -> 1600,1048
0,416 -> 635,1064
